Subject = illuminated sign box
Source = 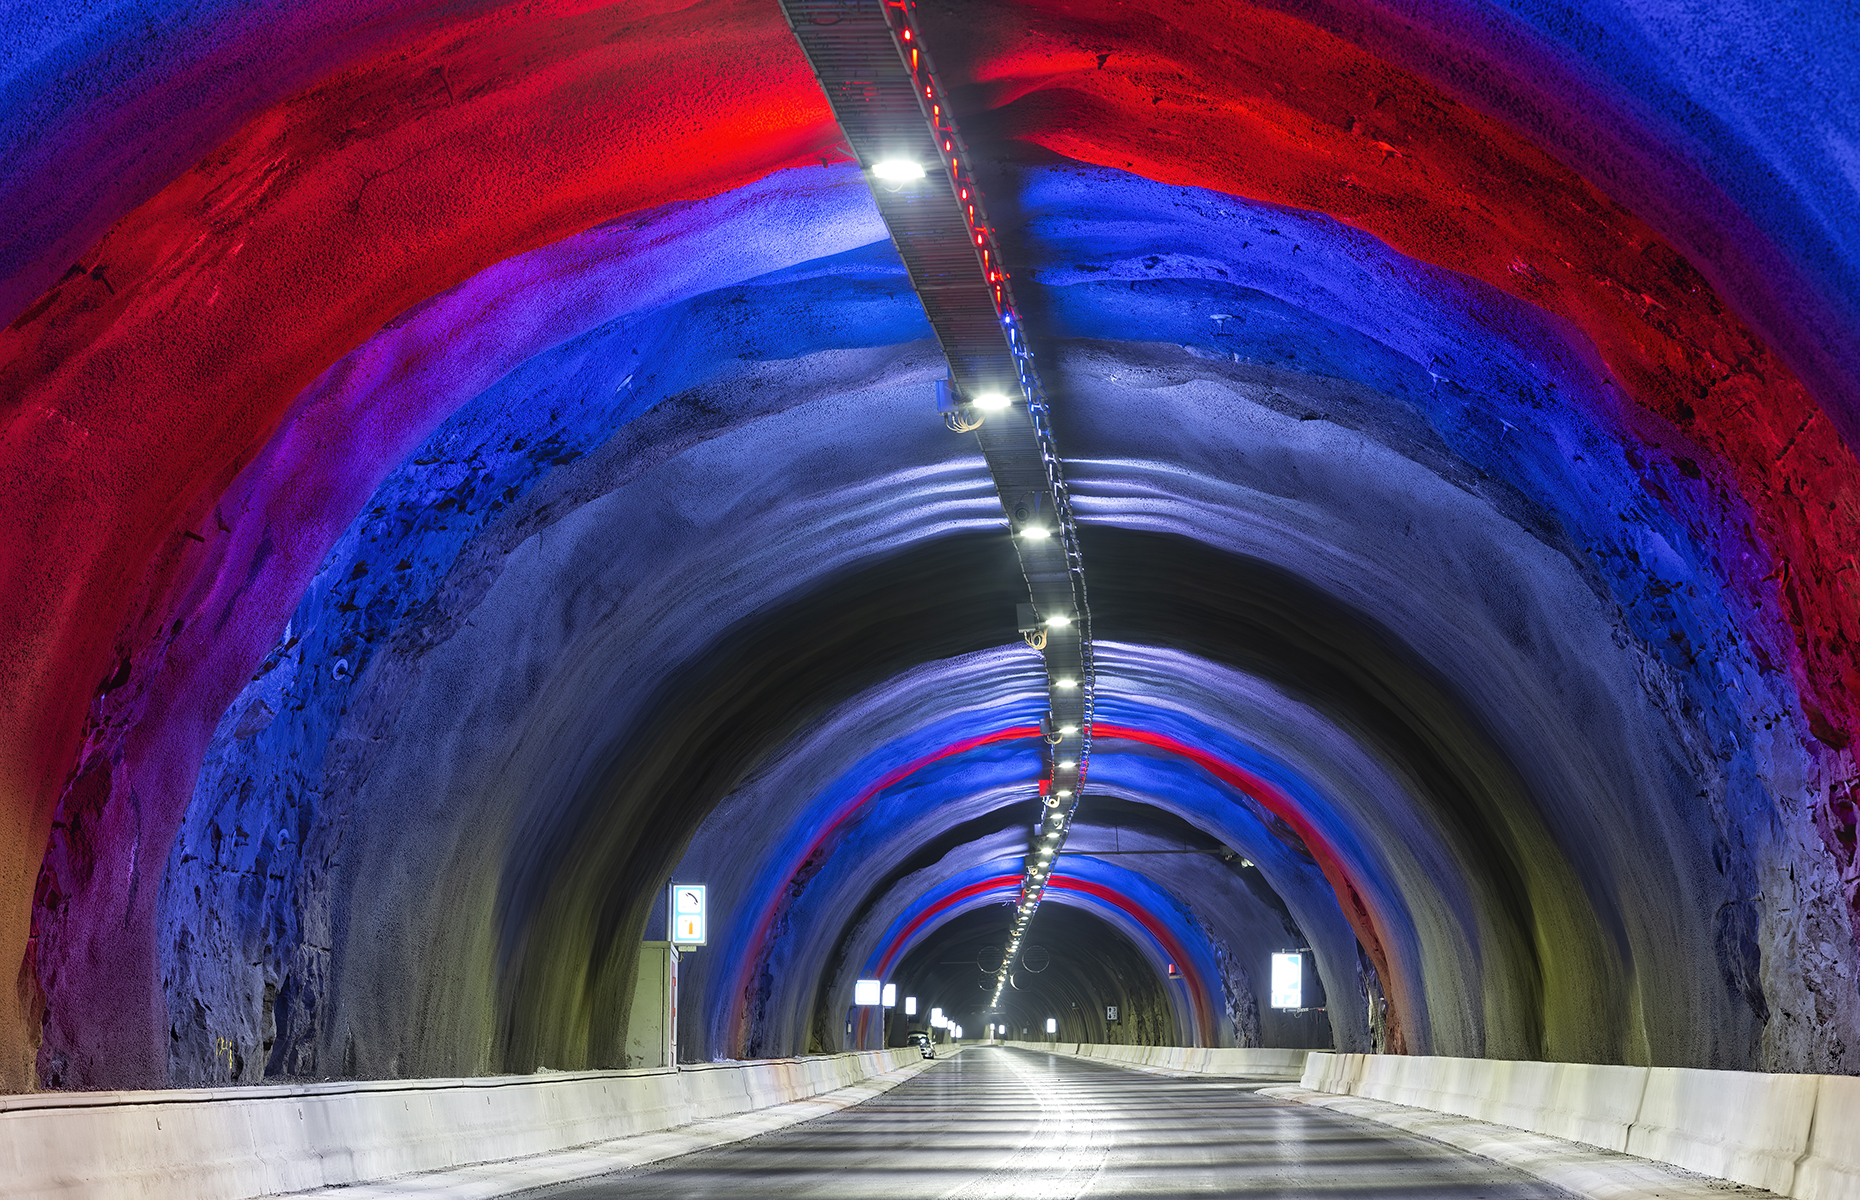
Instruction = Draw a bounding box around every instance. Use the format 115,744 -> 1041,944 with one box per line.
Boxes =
1270,952 -> 1302,1009
671,884 -> 706,946
853,978 -> 882,1006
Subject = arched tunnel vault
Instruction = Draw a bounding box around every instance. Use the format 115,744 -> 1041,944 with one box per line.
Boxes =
3,0 -> 1857,1098
50,199 -> 1860,1086
887,903 -> 1181,1048
840,853 -> 1221,1048
816,815 -> 1341,1054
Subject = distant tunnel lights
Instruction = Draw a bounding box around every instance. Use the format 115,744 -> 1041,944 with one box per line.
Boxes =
905,996 -> 918,1016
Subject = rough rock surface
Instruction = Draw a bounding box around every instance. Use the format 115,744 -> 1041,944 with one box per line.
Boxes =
4,0 -> 1857,1093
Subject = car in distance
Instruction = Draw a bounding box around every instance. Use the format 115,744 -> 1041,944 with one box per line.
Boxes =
905,1031 -> 935,1059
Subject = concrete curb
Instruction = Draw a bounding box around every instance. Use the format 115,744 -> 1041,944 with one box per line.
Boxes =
1294,1052 -> 1860,1200
271,1048 -> 960,1199
1259,1085 -> 1776,1200
999,1040 -> 1307,1079
0,1048 -> 951,1200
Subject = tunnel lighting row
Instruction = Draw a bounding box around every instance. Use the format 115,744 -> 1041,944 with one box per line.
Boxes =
781,0 -> 1094,1019
865,21 -> 1099,970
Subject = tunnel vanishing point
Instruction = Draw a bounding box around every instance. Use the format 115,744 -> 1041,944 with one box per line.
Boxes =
1,0 -> 1858,1107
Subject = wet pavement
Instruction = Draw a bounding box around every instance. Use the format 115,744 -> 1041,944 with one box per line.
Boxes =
523,1045 -> 1576,1198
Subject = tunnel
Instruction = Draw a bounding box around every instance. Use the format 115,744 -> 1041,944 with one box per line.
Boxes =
1,0 -> 1857,1194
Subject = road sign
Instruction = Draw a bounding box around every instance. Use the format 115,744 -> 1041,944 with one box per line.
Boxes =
671,884 -> 706,946
1271,952 -> 1302,1008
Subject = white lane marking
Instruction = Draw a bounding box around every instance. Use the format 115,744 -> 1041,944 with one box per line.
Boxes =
945,1053 -> 1108,1200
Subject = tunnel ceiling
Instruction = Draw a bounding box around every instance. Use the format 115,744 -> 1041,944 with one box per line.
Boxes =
2,0 -> 1857,1094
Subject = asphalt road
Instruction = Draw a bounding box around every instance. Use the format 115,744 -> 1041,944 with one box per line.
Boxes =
523,1045 -> 1577,1198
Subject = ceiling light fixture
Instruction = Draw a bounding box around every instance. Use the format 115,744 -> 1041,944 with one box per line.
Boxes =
1045,613 -> 1071,628
871,159 -> 925,182
1020,525 -> 1050,539
972,392 -> 1012,411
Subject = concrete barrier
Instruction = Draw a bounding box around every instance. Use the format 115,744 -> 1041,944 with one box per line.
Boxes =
1536,1059 -> 1649,1151
1305,1053 -> 1654,1153
1626,1066 -> 1820,1194
1796,1074 -> 1860,1200
1002,1040 -> 1310,1079
1297,1050 -> 1363,1094
1293,1051 -> 1858,1199
0,1048 -> 921,1200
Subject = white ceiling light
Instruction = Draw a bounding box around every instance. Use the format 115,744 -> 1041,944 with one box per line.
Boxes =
871,159 -> 925,182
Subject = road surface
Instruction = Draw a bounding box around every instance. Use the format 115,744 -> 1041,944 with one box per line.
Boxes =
524,1045 -> 1575,1198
